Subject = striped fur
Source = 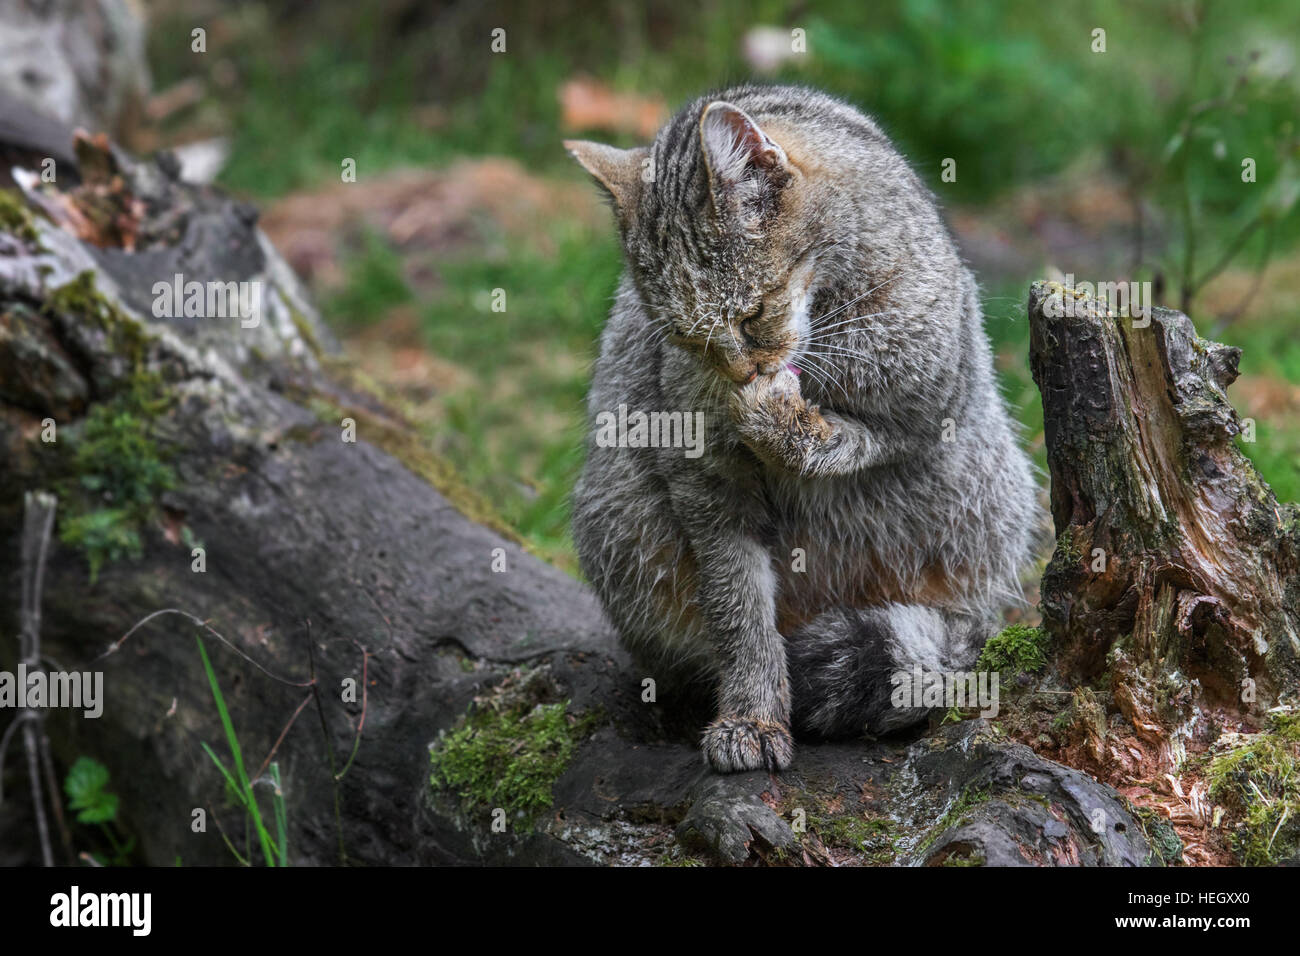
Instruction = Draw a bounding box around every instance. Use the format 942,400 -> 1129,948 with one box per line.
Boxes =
568,85 -> 1041,772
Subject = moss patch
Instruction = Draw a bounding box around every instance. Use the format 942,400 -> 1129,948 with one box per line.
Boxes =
1135,807 -> 1185,865
0,189 -> 40,244
978,624 -> 1049,677
39,272 -> 183,581
809,813 -> 898,864
429,667 -> 599,831
918,786 -> 991,852
1207,707 -> 1300,865
57,401 -> 177,581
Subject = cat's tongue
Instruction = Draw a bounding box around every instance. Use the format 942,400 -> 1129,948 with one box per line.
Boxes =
786,363 -> 801,376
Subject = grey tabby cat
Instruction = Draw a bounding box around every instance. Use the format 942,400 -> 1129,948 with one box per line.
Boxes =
566,85 -> 1039,773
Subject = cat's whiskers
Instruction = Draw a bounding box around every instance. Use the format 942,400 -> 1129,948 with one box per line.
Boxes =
791,352 -> 835,396
794,351 -> 850,402
808,342 -> 877,365
703,319 -> 719,355
806,310 -> 900,340
811,271 -> 910,326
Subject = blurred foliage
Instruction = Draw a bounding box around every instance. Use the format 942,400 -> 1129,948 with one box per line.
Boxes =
145,0 -> 1300,556
64,756 -> 136,865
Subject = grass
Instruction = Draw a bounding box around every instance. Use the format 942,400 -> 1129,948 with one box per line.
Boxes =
196,635 -> 288,866
418,224 -> 620,559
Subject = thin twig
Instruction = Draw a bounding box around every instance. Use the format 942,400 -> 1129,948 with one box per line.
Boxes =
37,727 -> 74,864
307,631 -> 347,865
253,692 -> 315,781
334,640 -> 369,782
96,608 -> 312,688
18,491 -> 57,867
0,711 -> 34,803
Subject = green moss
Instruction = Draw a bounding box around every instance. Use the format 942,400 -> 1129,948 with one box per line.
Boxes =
809,814 -> 898,864
1135,807 -> 1184,865
1206,708 -> 1300,865
978,624 -> 1049,677
44,269 -> 161,382
919,787 -> 991,852
0,189 -> 40,243
287,303 -> 324,359
40,272 -> 183,581
57,401 -> 177,581
655,851 -> 706,867
936,848 -> 985,866
429,668 -> 599,831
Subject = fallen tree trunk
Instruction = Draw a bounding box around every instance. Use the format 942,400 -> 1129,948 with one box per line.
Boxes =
0,111 -> 1164,867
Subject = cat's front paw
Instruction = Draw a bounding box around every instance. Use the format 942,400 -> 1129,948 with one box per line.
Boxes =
701,716 -> 794,773
729,369 -> 832,470
729,366 -> 803,420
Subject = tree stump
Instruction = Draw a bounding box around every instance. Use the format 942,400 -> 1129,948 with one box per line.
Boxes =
1028,280 -> 1300,768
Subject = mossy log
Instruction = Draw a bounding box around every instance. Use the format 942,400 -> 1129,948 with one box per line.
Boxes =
1028,281 -> 1300,767
0,109 -> 1159,867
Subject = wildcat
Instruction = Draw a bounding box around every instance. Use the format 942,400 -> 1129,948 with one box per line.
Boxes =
567,85 -> 1039,773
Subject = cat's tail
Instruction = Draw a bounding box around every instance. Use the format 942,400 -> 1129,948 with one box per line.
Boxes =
787,604 -> 991,738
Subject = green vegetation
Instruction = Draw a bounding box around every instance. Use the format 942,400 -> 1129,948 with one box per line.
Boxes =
324,229 -> 414,328
656,848 -> 707,867
63,756 -> 135,865
141,0 -> 1300,557
1135,807 -> 1185,866
58,401 -> 177,581
978,624 -> 1050,678
919,786 -> 991,852
0,189 -> 39,243
420,226 -> 620,561
1207,707 -> 1300,865
429,668 -> 600,831
196,635 -> 290,866
936,847 -> 985,867
38,273 -> 182,582
810,814 -> 899,864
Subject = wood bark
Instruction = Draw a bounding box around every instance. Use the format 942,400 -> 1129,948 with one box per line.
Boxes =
1029,280 -> 1300,766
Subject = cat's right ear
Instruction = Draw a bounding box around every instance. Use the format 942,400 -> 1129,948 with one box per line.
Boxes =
564,140 -> 648,220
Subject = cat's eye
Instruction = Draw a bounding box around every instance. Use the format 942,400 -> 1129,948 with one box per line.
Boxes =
739,304 -> 764,343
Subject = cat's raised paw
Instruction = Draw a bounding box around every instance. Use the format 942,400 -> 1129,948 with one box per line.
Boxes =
701,716 -> 794,773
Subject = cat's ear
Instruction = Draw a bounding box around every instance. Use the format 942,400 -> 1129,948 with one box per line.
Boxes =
564,140 -> 648,219
698,101 -> 789,200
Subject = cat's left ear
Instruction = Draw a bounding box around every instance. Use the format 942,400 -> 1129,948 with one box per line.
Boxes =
698,101 -> 790,202
564,140 -> 649,221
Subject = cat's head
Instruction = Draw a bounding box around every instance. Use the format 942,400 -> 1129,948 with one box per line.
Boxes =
566,99 -> 817,383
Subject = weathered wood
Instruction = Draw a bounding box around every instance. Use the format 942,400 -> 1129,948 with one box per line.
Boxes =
1029,280 -> 1300,767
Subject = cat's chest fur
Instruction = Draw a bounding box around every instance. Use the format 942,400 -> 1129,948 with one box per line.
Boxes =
657,353 -> 961,626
